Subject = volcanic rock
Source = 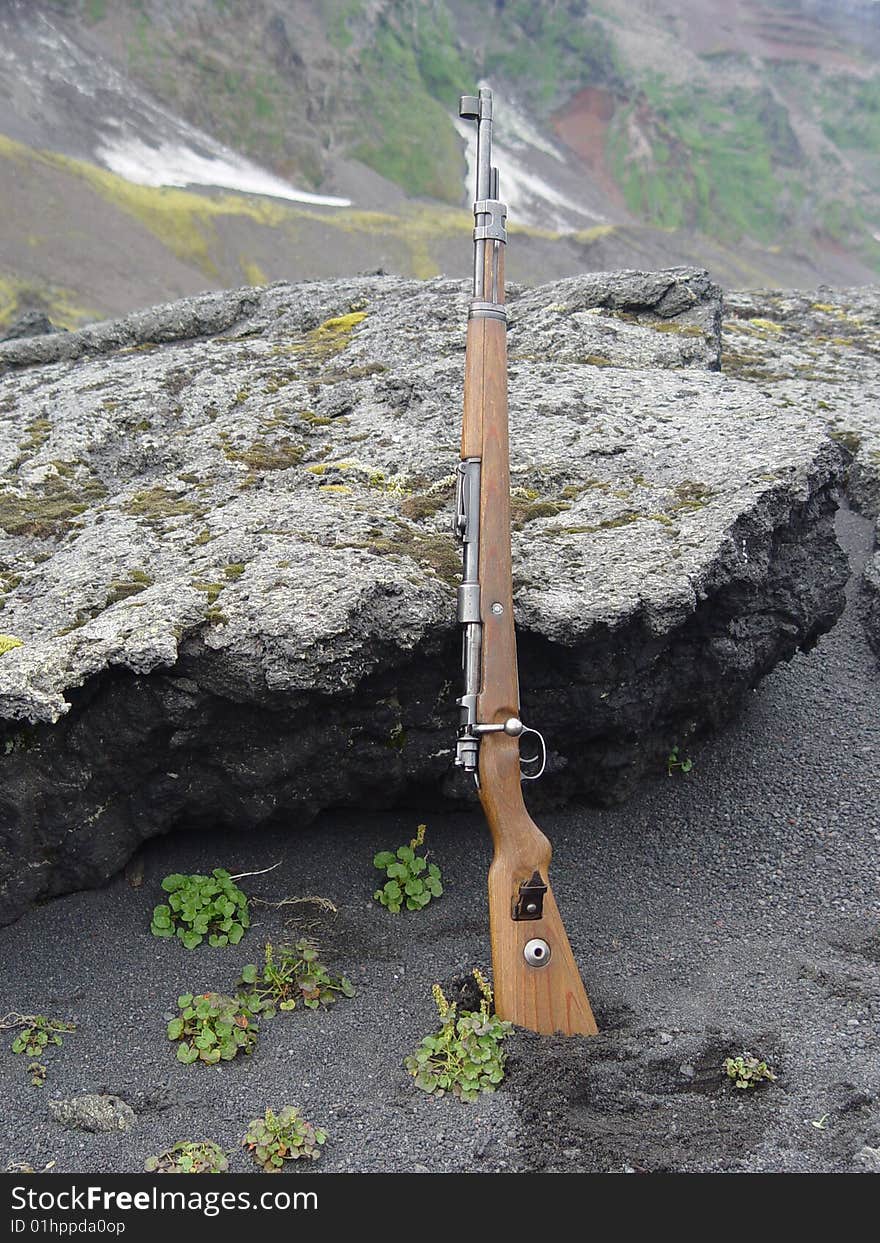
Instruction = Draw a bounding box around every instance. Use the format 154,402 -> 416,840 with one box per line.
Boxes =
0,268 -> 850,922
48,1094 -> 136,1133
722,287 -> 880,654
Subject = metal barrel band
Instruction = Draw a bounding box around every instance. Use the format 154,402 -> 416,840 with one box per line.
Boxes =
468,307 -> 507,323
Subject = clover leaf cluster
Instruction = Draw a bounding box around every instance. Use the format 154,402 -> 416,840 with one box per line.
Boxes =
145,1140 -> 229,1174
373,824 -> 443,913
5,1014 -> 75,1087
245,1106 -> 327,1171
151,869 -> 250,949
239,940 -> 354,1015
167,992 -> 264,1064
405,970 -> 511,1102
723,1052 -> 777,1089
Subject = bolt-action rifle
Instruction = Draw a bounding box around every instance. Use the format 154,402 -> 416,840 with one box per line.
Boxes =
454,88 -> 598,1036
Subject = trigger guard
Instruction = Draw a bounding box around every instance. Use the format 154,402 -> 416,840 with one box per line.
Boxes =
518,726 -> 547,781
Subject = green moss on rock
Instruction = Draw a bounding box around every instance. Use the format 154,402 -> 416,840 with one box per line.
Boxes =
125,487 -> 202,520
0,476 -> 105,537
510,499 -> 572,529
106,573 -> 154,605
222,439 -> 305,471
192,580 -> 225,605
400,491 -> 449,521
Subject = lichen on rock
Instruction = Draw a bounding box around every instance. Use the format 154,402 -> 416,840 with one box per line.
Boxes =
0,269 -> 852,922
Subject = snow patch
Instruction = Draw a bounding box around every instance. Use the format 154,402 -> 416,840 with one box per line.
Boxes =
95,135 -> 351,207
454,116 -> 605,233
492,92 -> 566,163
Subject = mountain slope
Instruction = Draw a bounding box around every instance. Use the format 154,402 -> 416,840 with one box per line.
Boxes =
2,0 -> 880,329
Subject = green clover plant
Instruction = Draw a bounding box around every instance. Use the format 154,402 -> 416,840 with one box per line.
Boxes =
239,940 -> 354,1015
167,992 -> 263,1064
373,823 -> 442,912
244,1106 -> 327,1171
151,869 -> 250,949
405,969 -> 511,1102
667,745 -> 693,776
145,1140 -> 229,1173
4,1014 -> 75,1087
723,1052 -> 777,1089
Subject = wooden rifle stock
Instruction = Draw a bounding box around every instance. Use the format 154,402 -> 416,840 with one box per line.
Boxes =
456,89 -> 597,1036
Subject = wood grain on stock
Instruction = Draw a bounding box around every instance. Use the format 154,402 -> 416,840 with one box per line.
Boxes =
476,410 -> 598,1033
461,244 -> 504,460
462,239 -> 596,1035
461,316 -> 485,458
479,738 -> 599,1036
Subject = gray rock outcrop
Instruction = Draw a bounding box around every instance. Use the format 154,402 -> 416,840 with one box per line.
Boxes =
722,287 -> 880,654
0,269 -> 850,922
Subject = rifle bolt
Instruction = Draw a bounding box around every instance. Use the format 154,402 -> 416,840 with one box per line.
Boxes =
523,938 -> 551,968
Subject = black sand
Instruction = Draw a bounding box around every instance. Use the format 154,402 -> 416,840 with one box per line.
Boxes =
1,506 -> 878,1174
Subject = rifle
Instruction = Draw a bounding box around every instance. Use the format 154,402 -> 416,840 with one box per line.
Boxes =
454,88 -> 598,1037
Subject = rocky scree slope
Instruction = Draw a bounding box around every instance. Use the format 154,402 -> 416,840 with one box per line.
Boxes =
0,267 -> 850,923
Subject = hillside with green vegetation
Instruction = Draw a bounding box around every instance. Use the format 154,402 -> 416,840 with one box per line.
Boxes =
2,0 -> 880,331
73,0 -> 880,262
